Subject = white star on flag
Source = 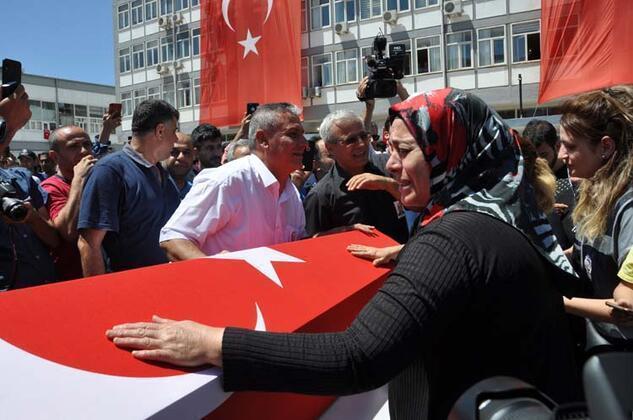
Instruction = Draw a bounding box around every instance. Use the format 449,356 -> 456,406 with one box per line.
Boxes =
209,247 -> 305,287
238,29 -> 262,58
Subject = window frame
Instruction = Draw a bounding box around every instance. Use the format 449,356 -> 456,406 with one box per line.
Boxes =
445,30 -> 473,71
335,48 -> 359,85
511,20 -> 541,64
176,30 -> 191,59
121,92 -> 133,117
359,0 -> 382,20
334,0 -> 356,23
413,0 -> 438,9
160,0 -> 173,15
145,0 -> 158,21
310,0 -> 331,30
385,0 -> 410,12
147,40 -> 160,67
119,48 -> 132,73
192,28 -> 200,56
414,35 -> 442,75
118,4 -> 130,30
131,0 -> 144,25
132,43 -> 145,70
311,52 -> 333,87
301,0 -> 309,32
177,76 -> 193,108
161,37 -> 174,63
477,25 -> 506,68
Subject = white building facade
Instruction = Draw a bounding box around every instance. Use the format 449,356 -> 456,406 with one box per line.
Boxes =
112,0 -> 557,136
10,74 -> 116,152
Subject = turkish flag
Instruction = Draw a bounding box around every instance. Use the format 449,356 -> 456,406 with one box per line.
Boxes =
199,0 -> 302,127
538,0 -> 633,103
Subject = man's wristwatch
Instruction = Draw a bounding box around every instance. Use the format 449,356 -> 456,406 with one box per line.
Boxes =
0,117 -> 6,145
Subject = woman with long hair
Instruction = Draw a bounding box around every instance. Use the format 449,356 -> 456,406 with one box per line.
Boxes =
107,90 -> 580,418
559,85 -> 633,338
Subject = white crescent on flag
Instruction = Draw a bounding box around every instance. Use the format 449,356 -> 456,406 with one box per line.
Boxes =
222,0 -> 274,31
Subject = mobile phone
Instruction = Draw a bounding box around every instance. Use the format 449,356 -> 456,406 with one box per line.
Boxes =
1,59 -> 22,99
605,301 -> 633,314
108,103 -> 122,117
246,102 -> 259,115
302,139 -> 316,172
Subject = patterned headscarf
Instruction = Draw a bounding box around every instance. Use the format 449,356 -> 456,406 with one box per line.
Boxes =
389,88 -> 575,275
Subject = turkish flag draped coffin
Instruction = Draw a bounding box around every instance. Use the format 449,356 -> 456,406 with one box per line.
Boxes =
199,0 -> 302,127
538,0 -> 633,104
0,231 -> 397,419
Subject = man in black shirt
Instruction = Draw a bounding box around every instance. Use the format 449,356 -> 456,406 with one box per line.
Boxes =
304,111 -> 408,244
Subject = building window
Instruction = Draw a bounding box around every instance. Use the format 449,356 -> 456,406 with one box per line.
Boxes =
360,0 -> 381,19
415,35 -> 441,74
177,77 -> 192,107
161,37 -> 174,62
118,4 -> 130,30
27,100 -> 42,130
301,0 -> 308,32
389,40 -> 412,76
162,84 -> 175,106
145,0 -> 158,20
301,57 -> 310,90
191,0 -> 199,7
478,26 -> 505,67
193,78 -> 201,105
132,43 -> 145,70
121,92 -> 133,117
446,30 -> 472,70
89,106 -> 105,118
192,28 -> 200,56
131,0 -> 144,25
311,0 -> 330,30
414,0 -> 438,8
176,30 -> 191,59
361,46 -> 373,77
385,0 -> 409,12
160,0 -> 172,15
75,105 -> 88,130
336,49 -> 359,84
147,86 -> 161,100
134,89 -> 146,109
512,21 -> 540,63
175,0 -> 188,11
119,48 -> 131,73
58,103 -> 74,126
334,0 -> 355,22
89,106 -> 105,134
147,40 -> 159,67
312,53 -> 333,87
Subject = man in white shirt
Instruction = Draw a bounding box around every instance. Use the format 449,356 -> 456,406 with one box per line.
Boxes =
159,103 -> 307,260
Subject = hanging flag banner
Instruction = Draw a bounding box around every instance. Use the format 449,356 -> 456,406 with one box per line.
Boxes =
199,0 -> 302,127
538,0 -> 633,104
0,231 -> 396,419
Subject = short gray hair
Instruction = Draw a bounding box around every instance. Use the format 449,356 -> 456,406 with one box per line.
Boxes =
247,102 -> 302,149
319,110 -> 363,144
225,139 -> 251,162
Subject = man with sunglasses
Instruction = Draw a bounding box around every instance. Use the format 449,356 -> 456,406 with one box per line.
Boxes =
163,132 -> 195,199
304,110 -> 408,244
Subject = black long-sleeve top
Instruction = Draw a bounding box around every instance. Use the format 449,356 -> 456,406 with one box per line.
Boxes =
222,212 -> 580,419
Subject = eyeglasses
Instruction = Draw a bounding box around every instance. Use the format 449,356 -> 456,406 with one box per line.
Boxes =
338,131 -> 371,147
170,149 -> 192,158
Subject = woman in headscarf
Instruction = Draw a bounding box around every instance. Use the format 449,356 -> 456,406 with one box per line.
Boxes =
107,90 -> 580,419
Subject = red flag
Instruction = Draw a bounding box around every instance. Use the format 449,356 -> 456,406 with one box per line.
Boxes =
538,0 -> 633,104
199,0 -> 302,127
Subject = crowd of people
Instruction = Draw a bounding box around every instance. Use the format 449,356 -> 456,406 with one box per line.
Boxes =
2,77 -> 633,417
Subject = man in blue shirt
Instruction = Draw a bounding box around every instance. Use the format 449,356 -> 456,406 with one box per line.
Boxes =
77,100 -> 180,276
0,84 -> 59,290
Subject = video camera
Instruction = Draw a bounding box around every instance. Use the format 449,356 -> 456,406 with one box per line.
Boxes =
0,181 -> 28,222
364,34 -> 406,99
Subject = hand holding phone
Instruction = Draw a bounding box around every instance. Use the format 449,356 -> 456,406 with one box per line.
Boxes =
246,102 -> 259,116
108,103 -> 122,117
606,300 -> 633,316
2,59 -> 22,99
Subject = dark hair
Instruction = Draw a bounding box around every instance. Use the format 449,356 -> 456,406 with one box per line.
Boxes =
131,99 -> 179,136
191,124 -> 222,149
521,119 -> 558,150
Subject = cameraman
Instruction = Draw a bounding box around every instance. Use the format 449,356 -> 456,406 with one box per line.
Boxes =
357,76 -> 409,172
0,84 -> 59,290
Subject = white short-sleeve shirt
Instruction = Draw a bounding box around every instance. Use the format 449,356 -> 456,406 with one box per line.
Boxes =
160,155 -> 306,255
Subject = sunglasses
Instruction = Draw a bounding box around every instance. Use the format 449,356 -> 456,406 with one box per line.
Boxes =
170,149 -> 192,158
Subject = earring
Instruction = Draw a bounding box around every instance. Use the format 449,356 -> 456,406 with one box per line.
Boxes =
602,154 -> 607,160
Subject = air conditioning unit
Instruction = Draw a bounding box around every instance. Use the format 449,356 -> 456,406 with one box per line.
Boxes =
158,16 -> 172,29
312,86 -> 322,98
301,86 -> 309,99
174,61 -> 184,70
383,10 -> 398,25
156,64 -> 170,75
172,12 -> 184,25
334,21 -> 349,34
443,0 -> 463,16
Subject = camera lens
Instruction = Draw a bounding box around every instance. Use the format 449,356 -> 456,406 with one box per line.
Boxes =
1,197 -> 28,222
